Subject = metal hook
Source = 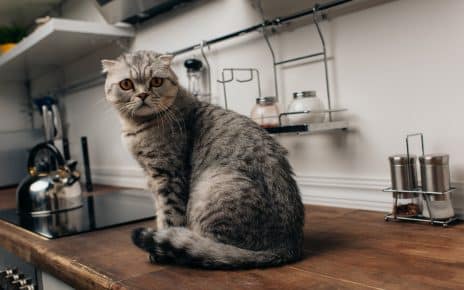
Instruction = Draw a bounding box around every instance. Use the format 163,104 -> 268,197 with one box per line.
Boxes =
253,69 -> 262,99
216,68 -> 263,110
258,0 -> 278,100
220,70 -> 230,109
236,69 -> 254,82
199,40 -> 212,99
312,5 -> 332,121
312,7 -> 326,48
236,68 -> 262,98
217,69 -> 234,83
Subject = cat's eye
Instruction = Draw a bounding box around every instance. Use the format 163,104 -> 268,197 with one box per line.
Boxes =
150,77 -> 164,88
119,79 -> 134,91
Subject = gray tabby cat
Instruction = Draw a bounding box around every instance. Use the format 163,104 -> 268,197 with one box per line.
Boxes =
102,51 -> 304,269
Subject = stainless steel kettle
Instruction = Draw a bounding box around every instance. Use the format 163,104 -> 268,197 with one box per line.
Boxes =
16,143 -> 83,216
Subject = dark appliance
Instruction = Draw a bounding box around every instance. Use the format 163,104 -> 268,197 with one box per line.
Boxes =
0,189 -> 155,239
94,0 -> 193,24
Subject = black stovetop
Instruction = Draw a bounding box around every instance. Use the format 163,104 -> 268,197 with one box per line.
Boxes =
0,190 -> 155,239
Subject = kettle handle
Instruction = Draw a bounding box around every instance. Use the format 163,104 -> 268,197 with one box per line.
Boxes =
27,142 -> 66,175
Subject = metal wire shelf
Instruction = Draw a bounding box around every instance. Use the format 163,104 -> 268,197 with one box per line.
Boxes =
215,4 -> 350,136
259,3 -> 348,134
260,4 -> 340,122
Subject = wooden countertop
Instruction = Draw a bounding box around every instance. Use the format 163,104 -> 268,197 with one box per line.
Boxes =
0,185 -> 463,290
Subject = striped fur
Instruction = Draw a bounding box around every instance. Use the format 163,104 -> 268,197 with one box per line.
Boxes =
103,51 -> 305,269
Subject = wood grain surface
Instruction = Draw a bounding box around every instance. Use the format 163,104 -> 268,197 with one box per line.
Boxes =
0,185 -> 462,290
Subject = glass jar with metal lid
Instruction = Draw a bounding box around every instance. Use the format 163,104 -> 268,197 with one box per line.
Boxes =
250,96 -> 280,128
184,59 -> 201,95
286,91 -> 326,125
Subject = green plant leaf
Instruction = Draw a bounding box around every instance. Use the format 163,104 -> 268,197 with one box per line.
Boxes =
0,25 -> 27,44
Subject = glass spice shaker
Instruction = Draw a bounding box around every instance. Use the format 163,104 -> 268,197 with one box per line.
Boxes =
419,154 -> 455,219
388,154 -> 421,217
184,58 -> 203,99
250,96 -> 280,128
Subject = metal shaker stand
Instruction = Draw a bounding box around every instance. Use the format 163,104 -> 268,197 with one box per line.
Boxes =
382,133 -> 458,227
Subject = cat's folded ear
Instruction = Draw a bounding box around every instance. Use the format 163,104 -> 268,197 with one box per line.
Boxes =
101,59 -> 118,73
159,54 -> 174,66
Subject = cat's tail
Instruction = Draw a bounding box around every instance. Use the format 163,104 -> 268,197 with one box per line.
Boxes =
132,227 -> 301,269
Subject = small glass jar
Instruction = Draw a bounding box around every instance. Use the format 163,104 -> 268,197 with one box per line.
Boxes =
184,58 -> 203,99
250,96 -> 280,128
286,91 -> 326,125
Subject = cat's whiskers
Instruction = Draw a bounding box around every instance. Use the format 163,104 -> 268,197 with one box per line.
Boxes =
152,101 -> 165,131
152,94 -> 184,136
168,110 -> 183,136
160,110 -> 168,133
152,91 -> 177,134
165,106 -> 185,136
118,102 -> 132,113
118,100 -> 141,119
162,104 -> 183,136
156,102 -> 175,134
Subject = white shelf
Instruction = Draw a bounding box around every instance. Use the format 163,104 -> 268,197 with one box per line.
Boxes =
0,18 -> 135,82
308,120 -> 349,133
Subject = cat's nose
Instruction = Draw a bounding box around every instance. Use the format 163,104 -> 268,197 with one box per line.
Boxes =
136,93 -> 149,101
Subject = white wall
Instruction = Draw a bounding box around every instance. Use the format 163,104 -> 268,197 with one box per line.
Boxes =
0,82 -> 38,186
0,82 -> 30,132
38,0 -> 464,216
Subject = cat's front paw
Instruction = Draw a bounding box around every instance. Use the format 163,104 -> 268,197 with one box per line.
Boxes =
131,227 -> 156,252
149,253 -> 172,265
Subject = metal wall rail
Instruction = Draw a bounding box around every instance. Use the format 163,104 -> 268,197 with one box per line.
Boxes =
55,0 -> 352,96
171,0 -> 352,56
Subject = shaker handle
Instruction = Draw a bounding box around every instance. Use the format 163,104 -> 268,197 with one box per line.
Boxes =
406,133 -> 425,160
405,133 -> 425,190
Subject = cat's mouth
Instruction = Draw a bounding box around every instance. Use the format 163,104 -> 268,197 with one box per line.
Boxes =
139,102 -> 150,108
131,101 -> 171,119
119,94 -> 175,119
133,102 -> 155,116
